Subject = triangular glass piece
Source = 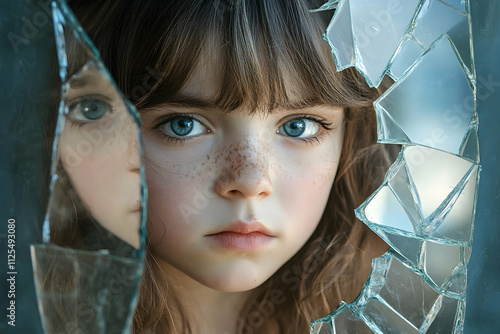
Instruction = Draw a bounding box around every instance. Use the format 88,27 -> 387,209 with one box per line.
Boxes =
460,122 -> 479,162
445,268 -> 467,297
447,12 -> 474,76
388,38 -> 425,80
311,320 -> 333,334
51,0 -> 96,82
350,0 -> 420,86
363,298 -> 419,333
325,0 -> 355,70
413,0 -> 467,49
422,296 -> 463,333
331,306 -> 372,334
422,240 -> 462,288
387,163 -> 422,227
442,0 -> 467,13
372,227 -> 423,265
361,185 -> 416,233
376,108 -> 411,143
430,165 -> 479,243
375,37 -> 474,154
376,254 -> 440,329
404,146 -> 473,219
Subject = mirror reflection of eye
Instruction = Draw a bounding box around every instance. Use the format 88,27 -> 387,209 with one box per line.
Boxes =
67,97 -> 112,122
278,118 -> 320,138
160,115 -> 207,138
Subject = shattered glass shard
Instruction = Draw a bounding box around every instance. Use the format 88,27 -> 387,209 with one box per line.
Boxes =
310,0 -> 340,12
376,108 -> 411,143
375,36 -> 474,155
31,244 -> 141,334
314,253 -> 465,334
441,0 -> 467,13
446,10 -> 474,77
363,298 -> 419,333
387,38 -> 425,80
428,165 -> 479,243
371,227 -> 423,265
349,0 -> 420,87
331,304 -> 372,333
363,185 -> 416,233
413,0 -> 466,49
31,1 -> 146,333
460,121 -> 480,162
311,320 -> 334,334
424,296 -> 464,333
403,145 -> 474,220
421,240 -> 462,289
325,0 -> 355,70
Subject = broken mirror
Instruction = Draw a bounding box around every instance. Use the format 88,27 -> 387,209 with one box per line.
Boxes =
1,0 -> 481,332
311,0 -> 480,333
30,1 -> 146,333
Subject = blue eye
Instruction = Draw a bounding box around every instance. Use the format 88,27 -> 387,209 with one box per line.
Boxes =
279,118 -> 320,138
160,115 -> 207,138
67,98 -> 112,121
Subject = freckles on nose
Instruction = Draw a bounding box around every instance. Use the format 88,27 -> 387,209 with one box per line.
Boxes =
212,139 -> 277,201
221,141 -> 271,178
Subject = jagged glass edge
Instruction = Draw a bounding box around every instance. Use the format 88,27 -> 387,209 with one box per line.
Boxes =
48,0 -> 147,255
310,250 -> 467,333
351,0 -> 426,88
328,0 -> 475,89
309,0 -> 339,13
311,0 -> 480,328
323,0 -> 355,72
355,144 -> 480,242
374,34 -> 478,160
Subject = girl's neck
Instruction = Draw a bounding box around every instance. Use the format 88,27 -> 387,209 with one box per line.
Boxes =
156,256 -> 255,334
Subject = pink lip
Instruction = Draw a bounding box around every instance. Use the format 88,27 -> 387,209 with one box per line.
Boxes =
205,221 -> 275,251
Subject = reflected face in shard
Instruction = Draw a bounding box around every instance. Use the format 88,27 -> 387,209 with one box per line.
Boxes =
58,64 -> 141,249
141,57 -> 345,292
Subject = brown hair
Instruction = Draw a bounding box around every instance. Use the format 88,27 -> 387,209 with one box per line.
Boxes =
67,0 -> 396,332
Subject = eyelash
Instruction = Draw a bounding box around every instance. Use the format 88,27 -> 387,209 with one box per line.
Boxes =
153,113 -> 207,145
153,113 -> 334,145
288,115 -> 334,146
65,95 -> 113,128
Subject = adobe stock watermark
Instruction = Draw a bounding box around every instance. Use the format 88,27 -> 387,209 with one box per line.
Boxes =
7,0 -> 52,53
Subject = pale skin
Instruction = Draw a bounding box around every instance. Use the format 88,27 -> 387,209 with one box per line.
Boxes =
59,64 -> 141,249
140,56 -> 346,333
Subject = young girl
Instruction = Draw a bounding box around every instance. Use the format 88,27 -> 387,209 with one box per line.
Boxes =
64,0 -> 396,332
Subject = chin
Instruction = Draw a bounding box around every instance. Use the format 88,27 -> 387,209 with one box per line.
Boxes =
194,264 -> 273,292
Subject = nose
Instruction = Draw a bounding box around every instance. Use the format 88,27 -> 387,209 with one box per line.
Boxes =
215,140 -> 274,201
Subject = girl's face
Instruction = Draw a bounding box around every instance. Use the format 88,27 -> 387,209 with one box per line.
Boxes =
141,60 -> 345,292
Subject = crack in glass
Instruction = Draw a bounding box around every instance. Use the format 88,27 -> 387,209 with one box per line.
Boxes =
311,0 -> 480,332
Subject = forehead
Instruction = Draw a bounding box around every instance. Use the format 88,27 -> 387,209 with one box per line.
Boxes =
178,49 -> 319,114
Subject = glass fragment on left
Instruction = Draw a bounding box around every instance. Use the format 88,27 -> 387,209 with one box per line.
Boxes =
30,1 -> 146,333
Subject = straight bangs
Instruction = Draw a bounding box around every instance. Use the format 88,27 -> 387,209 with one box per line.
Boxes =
141,0 -> 376,113
69,0 -> 375,113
